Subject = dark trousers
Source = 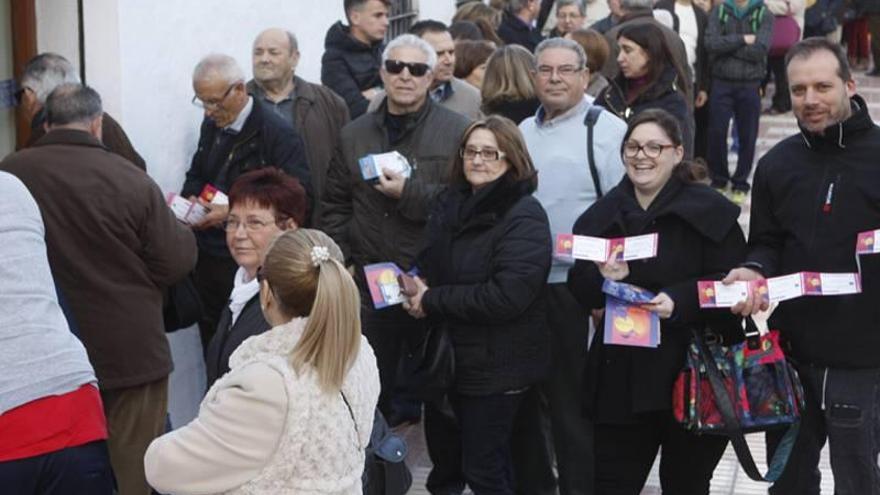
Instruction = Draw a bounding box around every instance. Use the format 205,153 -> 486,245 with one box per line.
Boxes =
764,55 -> 791,112
425,393 -> 525,495
707,79 -> 762,192
767,365 -> 880,495
0,441 -> 114,495
513,283 -> 594,495
193,250 -> 237,348
870,15 -> 880,70
693,100 -> 710,163
360,303 -> 425,418
594,412 -> 728,495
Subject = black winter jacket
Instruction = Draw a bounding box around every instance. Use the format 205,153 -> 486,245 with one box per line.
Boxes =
321,99 -> 471,274
747,95 -> 880,369
568,175 -> 746,423
497,11 -> 544,52
595,67 -> 695,158
321,21 -> 384,119
182,101 -> 311,256
705,1 -> 774,83
419,177 -> 552,396
204,295 -> 270,388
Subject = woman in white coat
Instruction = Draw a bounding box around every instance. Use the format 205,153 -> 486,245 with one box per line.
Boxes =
144,229 -> 380,495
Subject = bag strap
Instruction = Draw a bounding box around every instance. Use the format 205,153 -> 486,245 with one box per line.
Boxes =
691,322 -> 799,483
583,105 -> 604,198
341,391 -> 362,446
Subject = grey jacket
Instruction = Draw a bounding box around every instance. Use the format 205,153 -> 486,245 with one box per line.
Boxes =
705,1 -> 775,83
322,98 -> 471,272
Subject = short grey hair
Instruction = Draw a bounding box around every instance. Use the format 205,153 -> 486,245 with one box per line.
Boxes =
557,0 -> 586,16
621,0 -> 653,11
192,54 -> 246,84
21,53 -> 81,104
381,34 -> 438,70
535,38 -> 588,69
285,30 -> 299,53
45,83 -> 102,127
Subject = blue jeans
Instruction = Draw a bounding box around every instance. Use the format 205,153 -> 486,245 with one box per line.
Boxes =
0,440 -> 115,494
707,80 -> 762,192
767,365 -> 880,495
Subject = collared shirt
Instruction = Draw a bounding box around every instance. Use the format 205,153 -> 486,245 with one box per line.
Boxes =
253,85 -> 296,128
535,95 -> 594,127
225,96 -> 254,134
430,80 -> 455,104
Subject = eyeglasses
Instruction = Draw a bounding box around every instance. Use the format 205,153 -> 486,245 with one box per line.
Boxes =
534,65 -> 584,79
192,81 -> 241,110
623,141 -> 676,158
223,216 -> 287,232
384,59 -> 431,77
460,147 -> 506,162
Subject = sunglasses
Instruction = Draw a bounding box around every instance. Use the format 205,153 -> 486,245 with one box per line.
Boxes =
384,59 -> 431,77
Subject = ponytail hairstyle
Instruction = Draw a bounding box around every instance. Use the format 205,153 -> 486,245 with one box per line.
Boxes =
260,229 -> 361,393
621,109 -> 708,183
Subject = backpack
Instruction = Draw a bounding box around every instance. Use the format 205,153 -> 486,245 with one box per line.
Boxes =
718,3 -> 766,33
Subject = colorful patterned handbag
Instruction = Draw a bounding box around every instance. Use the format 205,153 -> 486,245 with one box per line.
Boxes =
672,318 -> 805,483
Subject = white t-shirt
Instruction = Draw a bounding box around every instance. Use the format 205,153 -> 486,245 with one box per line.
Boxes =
675,2 -> 699,83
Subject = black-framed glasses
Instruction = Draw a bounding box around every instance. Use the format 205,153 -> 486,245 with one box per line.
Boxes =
623,141 -> 676,158
384,59 -> 431,77
192,81 -> 241,110
460,147 -> 506,162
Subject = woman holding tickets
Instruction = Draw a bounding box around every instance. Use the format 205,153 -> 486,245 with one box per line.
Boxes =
402,115 -> 551,494
145,229 -> 380,494
204,168 -> 306,387
567,109 -> 745,495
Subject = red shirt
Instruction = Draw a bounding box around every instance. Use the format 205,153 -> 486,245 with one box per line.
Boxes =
0,384 -> 108,461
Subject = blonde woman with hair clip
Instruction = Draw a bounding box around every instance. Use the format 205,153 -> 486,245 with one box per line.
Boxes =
144,229 -> 380,495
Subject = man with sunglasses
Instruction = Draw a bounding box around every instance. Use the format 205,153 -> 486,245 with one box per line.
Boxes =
323,34 -> 471,431
17,53 -> 146,171
518,37 -> 628,495
183,54 -> 310,349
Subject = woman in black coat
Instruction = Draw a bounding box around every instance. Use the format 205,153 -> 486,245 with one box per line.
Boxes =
403,115 -> 551,495
567,109 -> 746,495
595,22 -> 696,158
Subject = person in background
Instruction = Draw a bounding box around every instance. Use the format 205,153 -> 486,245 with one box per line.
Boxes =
453,1 -> 506,45
146,229 -> 380,495
704,0 -> 773,204
566,27 -> 612,96
183,54 -> 310,348
16,53 -> 146,170
595,23 -> 695,156
481,45 -> 542,123
455,40 -> 497,90
404,116 -> 551,495
498,0 -> 546,51
569,109 -> 744,495
1,83 -> 196,495
204,168 -> 307,387
248,28 -> 350,226
762,0 -> 805,114
592,0 -> 625,32
450,20 -> 486,40
551,0 -> 589,36
860,0 -> 880,75
0,171 -> 113,495
322,0 -> 390,118
518,37 -> 628,495
412,20 -> 484,119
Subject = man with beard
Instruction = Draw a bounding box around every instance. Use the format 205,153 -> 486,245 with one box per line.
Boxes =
248,28 -> 350,225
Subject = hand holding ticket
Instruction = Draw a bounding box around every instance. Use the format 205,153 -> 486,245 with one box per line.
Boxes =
556,233 -> 658,262
358,151 -> 412,183
699,272 -> 861,308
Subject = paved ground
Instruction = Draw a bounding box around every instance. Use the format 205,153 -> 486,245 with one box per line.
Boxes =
165,70 -> 880,495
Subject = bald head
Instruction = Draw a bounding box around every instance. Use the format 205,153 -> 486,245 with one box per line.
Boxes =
253,28 -> 299,89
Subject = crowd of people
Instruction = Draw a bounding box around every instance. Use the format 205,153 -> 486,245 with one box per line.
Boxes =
1,0 -> 879,494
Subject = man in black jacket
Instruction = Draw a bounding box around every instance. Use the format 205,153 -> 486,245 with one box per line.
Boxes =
497,0 -> 545,52
322,0 -> 390,118
727,38 -> 880,495
183,54 -> 310,347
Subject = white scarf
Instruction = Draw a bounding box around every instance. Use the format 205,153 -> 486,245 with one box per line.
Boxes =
228,266 -> 260,326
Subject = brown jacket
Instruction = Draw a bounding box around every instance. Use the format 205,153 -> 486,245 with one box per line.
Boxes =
247,77 -> 350,225
0,129 -> 197,389
27,110 -> 147,171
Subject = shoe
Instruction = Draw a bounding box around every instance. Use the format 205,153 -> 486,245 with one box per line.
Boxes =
867,68 -> 880,77
712,185 -> 728,197
730,190 -> 748,206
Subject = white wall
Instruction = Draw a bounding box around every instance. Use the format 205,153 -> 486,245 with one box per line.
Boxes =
36,1 -> 457,194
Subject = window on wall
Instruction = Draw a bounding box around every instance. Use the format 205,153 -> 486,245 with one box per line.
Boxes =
387,0 -> 419,39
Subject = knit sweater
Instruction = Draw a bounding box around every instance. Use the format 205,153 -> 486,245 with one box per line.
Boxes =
144,318 -> 381,494
0,171 -> 96,415
519,97 -> 628,283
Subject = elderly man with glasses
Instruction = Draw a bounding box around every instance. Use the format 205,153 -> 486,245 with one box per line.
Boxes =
322,33 -> 470,440
183,53 -> 310,348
